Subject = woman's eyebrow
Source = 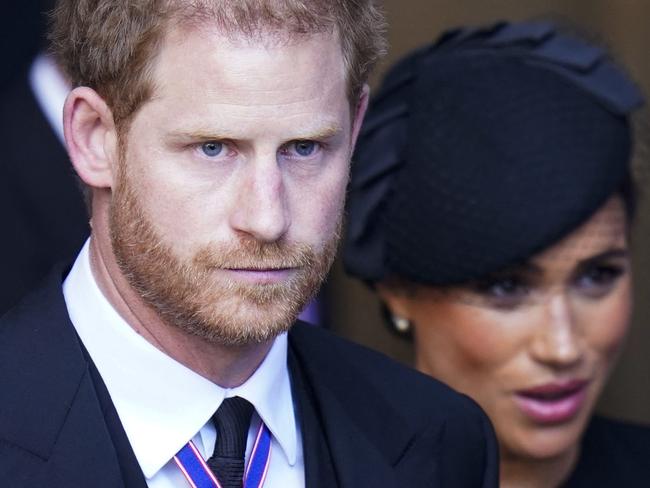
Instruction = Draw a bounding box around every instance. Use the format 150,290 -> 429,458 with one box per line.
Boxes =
504,262 -> 543,277
476,262 -> 542,282
578,248 -> 629,267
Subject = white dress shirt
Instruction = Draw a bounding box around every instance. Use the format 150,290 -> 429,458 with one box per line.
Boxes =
63,240 -> 304,487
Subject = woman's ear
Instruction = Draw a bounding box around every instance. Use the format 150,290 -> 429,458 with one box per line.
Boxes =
376,282 -> 413,319
63,87 -> 118,190
376,282 -> 415,336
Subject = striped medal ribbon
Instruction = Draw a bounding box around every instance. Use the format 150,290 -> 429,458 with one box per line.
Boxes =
174,421 -> 272,488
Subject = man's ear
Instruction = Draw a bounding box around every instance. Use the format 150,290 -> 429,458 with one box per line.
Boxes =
349,83 -> 370,154
63,87 -> 118,189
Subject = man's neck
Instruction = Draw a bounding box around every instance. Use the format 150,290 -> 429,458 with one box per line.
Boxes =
88,233 -> 273,388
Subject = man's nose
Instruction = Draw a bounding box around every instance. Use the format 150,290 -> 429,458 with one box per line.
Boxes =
529,292 -> 583,369
229,158 -> 290,243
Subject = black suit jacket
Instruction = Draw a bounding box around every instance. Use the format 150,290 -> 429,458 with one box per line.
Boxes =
0,68 -> 88,314
0,268 -> 498,487
563,415 -> 650,487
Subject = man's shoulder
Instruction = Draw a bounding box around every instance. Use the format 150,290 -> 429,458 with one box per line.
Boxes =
566,415 -> 650,486
289,320 -> 488,425
289,321 -> 499,487
0,265 -> 66,327
583,415 -> 650,455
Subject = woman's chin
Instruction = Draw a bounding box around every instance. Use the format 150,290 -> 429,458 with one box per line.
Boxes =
502,414 -> 589,462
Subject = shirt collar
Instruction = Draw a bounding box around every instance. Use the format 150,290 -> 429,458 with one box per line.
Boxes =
63,239 -> 298,478
227,328 -> 298,466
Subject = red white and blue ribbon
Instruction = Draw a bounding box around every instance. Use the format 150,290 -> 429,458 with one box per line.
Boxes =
173,421 -> 272,488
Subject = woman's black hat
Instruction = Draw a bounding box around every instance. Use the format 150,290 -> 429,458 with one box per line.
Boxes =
343,21 -> 644,286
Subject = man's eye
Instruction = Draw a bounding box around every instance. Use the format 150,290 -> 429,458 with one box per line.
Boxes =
290,140 -> 318,157
201,141 -> 224,157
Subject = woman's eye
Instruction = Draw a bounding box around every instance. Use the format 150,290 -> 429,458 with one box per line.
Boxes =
201,141 -> 224,157
469,275 -> 531,309
574,264 -> 625,296
484,278 -> 528,298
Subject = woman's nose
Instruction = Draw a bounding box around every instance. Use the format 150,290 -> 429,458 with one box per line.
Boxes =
529,292 -> 584,369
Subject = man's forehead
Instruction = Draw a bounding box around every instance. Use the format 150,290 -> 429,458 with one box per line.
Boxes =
167,0 -> 338,42
130,23 -> 351,138
151,25 -> 347,103
161,14 -> 342,60
172,11 -> 338,46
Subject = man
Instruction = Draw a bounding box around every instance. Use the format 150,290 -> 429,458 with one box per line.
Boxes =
0,1 -> 498,487
0,47 -> 318,323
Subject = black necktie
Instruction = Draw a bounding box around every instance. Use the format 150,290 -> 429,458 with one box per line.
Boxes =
207,397 -> 255,488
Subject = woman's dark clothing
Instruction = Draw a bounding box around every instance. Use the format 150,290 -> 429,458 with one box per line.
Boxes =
563,415 -> 650,486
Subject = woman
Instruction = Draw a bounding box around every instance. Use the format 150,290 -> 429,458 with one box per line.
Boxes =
343,21 -> 650,487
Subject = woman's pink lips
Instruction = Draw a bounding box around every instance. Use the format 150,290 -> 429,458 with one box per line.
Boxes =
514,379 -> 590,424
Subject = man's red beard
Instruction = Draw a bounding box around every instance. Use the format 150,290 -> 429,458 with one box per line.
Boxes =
109,164 -> 339,347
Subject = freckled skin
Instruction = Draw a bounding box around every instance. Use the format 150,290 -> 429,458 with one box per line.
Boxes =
380,198 -> 631,485
125,27 -> 353,258
112,27 -> 363,350
69,25 -> 368,386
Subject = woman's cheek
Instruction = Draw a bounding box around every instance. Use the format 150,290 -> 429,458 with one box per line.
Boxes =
415,303 -> 527,375
583,282 -> 632,362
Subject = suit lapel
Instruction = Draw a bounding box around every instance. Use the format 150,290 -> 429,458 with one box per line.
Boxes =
289,323 -> 437,487
84,345 -> 149,488
288,346 -> 338,488
306,387 -> 400,487
0,268 -> 129,487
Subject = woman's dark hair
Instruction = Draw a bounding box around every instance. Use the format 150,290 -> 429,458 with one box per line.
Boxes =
620,172 -> 637,221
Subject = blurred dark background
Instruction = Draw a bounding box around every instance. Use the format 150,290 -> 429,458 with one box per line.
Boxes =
0,1 -> 52,90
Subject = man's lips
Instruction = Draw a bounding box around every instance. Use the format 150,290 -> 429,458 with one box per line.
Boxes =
514,379 -> 590,424
221,267 -> 296,284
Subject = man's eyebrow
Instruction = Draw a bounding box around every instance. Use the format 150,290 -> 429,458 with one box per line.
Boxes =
165,123 -> 344,143
166,129 -> 237,142
297,124 -> 344,140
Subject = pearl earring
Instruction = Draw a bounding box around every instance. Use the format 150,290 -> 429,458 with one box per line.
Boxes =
392,316 -> 411,334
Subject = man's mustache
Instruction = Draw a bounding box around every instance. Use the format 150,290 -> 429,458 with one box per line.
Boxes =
193,239 -> 316,270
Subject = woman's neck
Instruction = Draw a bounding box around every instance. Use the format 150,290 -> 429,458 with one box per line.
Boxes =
500,444 -> 580,488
